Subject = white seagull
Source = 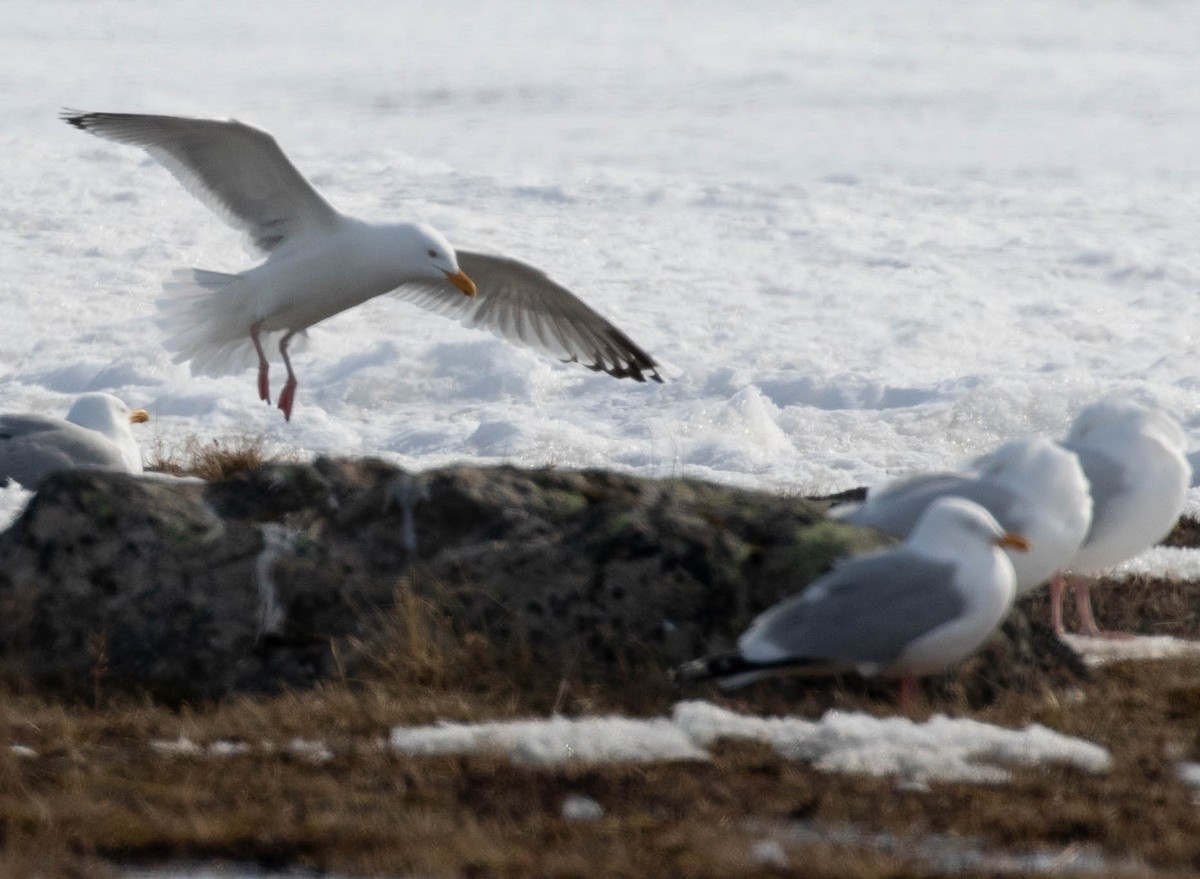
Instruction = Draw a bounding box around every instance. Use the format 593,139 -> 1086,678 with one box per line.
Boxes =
831,436 -> 1092,597
673,497 -> 1029,709
64,111 -> 663,421
0,393 -> 149,488
1053,399 -> 1191,637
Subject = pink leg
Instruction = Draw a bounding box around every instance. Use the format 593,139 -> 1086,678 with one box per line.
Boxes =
1049,573 -> 1067,636
1070,575 -> 1133,640
277,331 -> 299,422
898,675 -> 919,714
250,321 -> 271,404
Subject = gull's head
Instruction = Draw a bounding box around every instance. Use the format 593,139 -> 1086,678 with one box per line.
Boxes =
1065,398 -> 1187,454
910,496 -> 1030,558
66,393 -> 149,434
972,436 -> 1091,506
404,223 -> 476,298
64,393 -> 148,473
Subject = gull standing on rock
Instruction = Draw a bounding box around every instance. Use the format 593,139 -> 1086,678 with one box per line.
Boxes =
1052,399 -> 1191,638
831,436 -> 1093,598
672,497 -> 1029,709
0,393 -> 149,488
64,111 -> 663,421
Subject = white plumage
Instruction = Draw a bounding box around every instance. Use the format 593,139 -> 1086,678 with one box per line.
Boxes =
832,436 -> 1093,597
0,394 -> 148,488
674,497 -> 1027,706
65,111 -> 662,421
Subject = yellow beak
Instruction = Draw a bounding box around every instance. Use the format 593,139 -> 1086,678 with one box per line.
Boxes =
445,269 -> 477,298
996,532 -> 1031,552
129,409 -> 150,425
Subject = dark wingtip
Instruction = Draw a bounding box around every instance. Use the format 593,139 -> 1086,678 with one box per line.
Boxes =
60,109 -> 92,130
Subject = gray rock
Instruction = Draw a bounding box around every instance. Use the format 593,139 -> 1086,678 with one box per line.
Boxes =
0,459 -> 1077,703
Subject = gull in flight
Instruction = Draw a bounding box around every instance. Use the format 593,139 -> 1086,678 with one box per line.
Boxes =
673,497 -> 1029,709
0,393 -> 149,488
64,111 -> 663,421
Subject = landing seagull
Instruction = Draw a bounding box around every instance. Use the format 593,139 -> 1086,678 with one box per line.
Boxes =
64,111 -> 663,421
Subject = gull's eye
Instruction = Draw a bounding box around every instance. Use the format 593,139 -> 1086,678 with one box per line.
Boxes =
427,249 -> 438,259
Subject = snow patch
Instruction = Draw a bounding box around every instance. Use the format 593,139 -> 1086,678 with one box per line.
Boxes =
1103,546 -> 1200,581
560,794 -> 605,821
1061,634 -> 1200,667
386,701 -> 1111,784
388,714 -> 708,766
673,701 -> 1111,784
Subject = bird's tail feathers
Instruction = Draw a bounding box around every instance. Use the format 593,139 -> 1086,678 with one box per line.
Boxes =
156,268 -> 306,377
826,501 -> 863,522
669,652 -> 827,691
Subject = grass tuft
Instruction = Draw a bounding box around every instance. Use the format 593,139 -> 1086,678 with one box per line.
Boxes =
146,433 -> 280,480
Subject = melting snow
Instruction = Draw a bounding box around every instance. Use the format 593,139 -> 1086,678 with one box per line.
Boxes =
386,700 -> 1111,785
1062,634 -> 1200,667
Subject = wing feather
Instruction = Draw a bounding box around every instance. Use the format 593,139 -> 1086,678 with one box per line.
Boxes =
392,250 -> 663,383
0,415 -> 129,488
738,550 -> 966,669
63,110 -> 340,254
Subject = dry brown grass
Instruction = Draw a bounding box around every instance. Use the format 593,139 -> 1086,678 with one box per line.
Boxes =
146,433 -> 280,480
7,513 -> 1200,876
7,571 -> 1200,878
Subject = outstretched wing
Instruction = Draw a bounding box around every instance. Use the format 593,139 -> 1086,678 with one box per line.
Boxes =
393,250 -> 663,383
63,110 -> 340,254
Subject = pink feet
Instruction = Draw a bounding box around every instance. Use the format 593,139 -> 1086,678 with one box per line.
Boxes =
250,321 -> 271,405
257,363 -> 271,404
278,378 -> 297,422
277,331 -> 298,422
249,323 -> 301,421
1049,573 -> 1133,640
1071,576 -> 1134,640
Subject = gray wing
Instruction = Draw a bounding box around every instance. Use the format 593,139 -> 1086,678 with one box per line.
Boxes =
63,111 -> 340,254
739,550 -> 965,668
1064,444 -> 1128,545
393,250 -> 663,383
0,414 -> 127,488
837,473 -> 1019,538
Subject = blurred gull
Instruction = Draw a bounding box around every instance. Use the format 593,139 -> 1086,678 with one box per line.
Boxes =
64,111 -> 663,421
832,436 -> 1092,597
672,497 -> 1028,709
1053,399 -> 1190,638
0,393 -> 149,488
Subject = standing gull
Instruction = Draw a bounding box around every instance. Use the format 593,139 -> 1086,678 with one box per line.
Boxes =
63,111 -> 663,421
1052,399 -> 1191,638
673,497 -> 1029,708
0,393 -> 149,488
831,436 -> 1092,597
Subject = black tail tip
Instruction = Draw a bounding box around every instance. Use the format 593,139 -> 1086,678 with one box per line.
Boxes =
669,652 -> 748,687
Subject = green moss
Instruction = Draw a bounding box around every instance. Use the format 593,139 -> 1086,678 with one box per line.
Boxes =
537,487 -> 589,518
784,520 -> 888,583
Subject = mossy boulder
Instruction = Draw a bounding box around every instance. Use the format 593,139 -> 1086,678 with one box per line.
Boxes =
0,461 -> 884,701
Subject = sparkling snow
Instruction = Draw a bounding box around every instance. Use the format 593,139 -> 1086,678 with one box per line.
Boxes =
3,1 -> 1200,511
